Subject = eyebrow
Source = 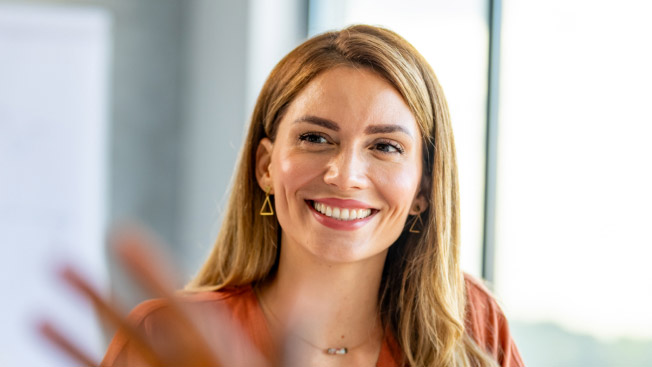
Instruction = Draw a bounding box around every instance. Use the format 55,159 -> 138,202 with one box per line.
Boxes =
294,115 -> 413,138
364,124 -> 413,138
294,115 -> 340,131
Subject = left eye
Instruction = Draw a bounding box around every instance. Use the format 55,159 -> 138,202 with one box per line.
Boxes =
299,133 -> 329,144
374,141 -> 404,154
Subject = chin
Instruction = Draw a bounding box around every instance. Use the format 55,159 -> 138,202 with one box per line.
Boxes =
304,238 -> 388,265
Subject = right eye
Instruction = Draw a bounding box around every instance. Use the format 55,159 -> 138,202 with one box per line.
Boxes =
298,132 -> 329,144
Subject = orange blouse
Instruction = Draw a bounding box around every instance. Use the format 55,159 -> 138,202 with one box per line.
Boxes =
102,274 -> 524,366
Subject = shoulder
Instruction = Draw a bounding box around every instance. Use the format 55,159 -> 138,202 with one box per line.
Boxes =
130,286 -> 255,321
117,286 -> 256,334
464,273 -> 501,319
463,273 -> 525,367
101,286 -> 258,367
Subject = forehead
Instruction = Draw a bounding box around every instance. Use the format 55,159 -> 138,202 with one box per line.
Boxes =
283,66 -> 418,134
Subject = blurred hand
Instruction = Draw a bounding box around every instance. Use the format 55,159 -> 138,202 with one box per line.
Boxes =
38,225 -> 270,367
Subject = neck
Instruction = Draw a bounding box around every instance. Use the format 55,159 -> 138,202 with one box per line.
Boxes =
257,239 -> 387,356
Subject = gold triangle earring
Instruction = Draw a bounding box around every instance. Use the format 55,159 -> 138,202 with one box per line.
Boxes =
409,205 -> 423,233
259,186 -> 274,216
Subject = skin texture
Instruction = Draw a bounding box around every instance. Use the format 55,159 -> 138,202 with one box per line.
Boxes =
255,66 -> 428,365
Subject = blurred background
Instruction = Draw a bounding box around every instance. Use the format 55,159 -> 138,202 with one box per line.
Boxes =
1,0 -> 650,366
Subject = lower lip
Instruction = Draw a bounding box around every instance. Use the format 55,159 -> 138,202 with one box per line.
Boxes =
306,201 -> 376,231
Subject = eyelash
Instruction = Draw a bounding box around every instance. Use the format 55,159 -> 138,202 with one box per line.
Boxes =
298,132 -> 329,145
298,133 -> 404,154
374,139 -> 405,154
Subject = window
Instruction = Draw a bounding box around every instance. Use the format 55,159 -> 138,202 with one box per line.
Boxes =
495,0 -> 652,365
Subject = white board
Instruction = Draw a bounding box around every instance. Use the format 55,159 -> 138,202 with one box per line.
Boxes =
0,4 -> 110,366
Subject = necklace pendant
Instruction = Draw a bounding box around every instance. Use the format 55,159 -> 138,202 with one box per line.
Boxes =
326,347 -> 348,355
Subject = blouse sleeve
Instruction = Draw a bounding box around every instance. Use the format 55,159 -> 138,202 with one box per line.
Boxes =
464,274 -> 525,367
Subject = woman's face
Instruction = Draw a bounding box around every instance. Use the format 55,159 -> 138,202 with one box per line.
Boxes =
257,66 -> 426,264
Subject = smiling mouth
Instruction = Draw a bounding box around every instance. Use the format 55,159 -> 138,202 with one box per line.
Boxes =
308,200 -> 375,221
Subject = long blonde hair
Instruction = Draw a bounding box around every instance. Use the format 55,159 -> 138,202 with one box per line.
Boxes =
186,25 -> 498,367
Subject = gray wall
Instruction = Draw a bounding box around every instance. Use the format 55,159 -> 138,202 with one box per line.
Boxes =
103,0 -> 255,307
108,0 -> 185,255
178,0 -> 250,276
102,0 -> 191,308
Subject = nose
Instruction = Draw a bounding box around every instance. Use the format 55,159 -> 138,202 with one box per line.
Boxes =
323,147 -> 369,190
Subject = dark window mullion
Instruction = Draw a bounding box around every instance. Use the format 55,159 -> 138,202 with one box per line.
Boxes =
482,0 -> 502,286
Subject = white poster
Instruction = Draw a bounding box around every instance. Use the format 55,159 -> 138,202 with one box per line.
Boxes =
0,4 -> 110,366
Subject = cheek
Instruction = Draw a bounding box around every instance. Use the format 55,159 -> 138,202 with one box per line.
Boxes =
373,162 -> 422,210
275,152 -> 323,189
271,150 -> 327,217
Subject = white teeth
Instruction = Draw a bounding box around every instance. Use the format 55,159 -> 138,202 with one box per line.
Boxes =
311,201 -> 372,221
341,209 -> 349,220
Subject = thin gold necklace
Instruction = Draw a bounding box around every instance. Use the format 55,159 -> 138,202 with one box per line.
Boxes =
255,288 -> 380,355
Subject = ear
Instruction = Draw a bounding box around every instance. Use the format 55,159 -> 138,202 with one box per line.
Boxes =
409,174 -> 430,215
255,138 -> 274,193
409,194 -> 428,215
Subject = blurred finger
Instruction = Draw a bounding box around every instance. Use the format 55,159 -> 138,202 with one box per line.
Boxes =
111,227 -> 222,365
198,304 -> 269,367
109,226 -> 270,366
60,266 -> 164,366
110,228 -> 179,300
263,282 -> 336,367
37,320 -> 97,367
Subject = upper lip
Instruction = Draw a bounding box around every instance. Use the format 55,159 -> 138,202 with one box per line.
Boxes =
309,197 -> 375,209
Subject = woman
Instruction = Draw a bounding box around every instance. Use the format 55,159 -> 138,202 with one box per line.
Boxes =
100,25 -> 523,367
